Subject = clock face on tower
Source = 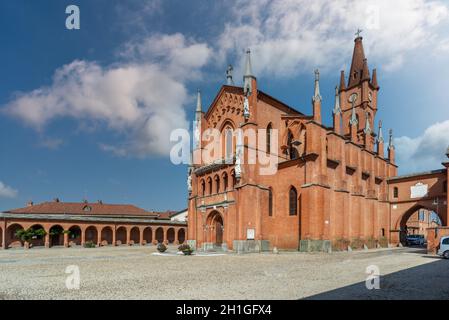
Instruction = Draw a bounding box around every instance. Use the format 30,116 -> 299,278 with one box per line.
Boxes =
349,93 -> 358,103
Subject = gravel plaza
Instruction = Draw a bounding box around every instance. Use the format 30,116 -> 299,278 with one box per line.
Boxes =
0,245 -> 448,300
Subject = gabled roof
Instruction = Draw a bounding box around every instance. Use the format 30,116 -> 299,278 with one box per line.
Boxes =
6,201 -> 160,217
204,85 -> 304,119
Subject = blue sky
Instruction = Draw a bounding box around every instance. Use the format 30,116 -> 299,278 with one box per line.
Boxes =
1,0 -> 449,211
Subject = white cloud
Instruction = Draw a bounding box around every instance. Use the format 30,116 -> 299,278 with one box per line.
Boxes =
4,33 -> 212,157
217,0 -> 449,77
0,182 -> 18,198
395,120 -> 449,174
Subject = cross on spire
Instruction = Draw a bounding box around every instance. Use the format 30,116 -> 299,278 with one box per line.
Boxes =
355,28 -> 363,38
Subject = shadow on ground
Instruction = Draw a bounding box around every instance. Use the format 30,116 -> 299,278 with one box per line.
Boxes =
305,257 -> 449,300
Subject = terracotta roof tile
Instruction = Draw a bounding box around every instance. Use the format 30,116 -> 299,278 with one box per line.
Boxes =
6,201 -> 160,217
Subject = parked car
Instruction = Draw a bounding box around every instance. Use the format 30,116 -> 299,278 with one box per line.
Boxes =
406,234 -> 425,246
437,236 -> 449,259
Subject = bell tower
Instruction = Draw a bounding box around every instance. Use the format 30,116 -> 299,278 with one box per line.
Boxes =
340,31 -> 380,145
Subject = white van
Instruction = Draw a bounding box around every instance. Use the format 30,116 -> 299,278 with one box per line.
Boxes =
437,236 -> 449,259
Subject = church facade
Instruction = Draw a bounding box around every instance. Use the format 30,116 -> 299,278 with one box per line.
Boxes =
187,35 -> 399,252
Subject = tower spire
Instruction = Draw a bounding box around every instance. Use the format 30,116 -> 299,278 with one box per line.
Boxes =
339,70 -> 346,91
363,111 -> 371,134
196,89 -> 202,113
371,68 -> 379,89
333,86 -> 342,134
388,128 -> 395,163
243,48 -> 255,96
348,32 -> 368,87
312,69 -> 322,123
226,64 -> 234,85
377,120 -> 384,143
312,69 -> 322,102
377,120 -> 384,157
388,129 -> 395,150
333,86 -> 341,114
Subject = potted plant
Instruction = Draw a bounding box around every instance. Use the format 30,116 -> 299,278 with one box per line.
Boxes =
178,244 -> 193,255
15,228 -> 31,249
83,241 -> 96,248
157,243 -> 167,253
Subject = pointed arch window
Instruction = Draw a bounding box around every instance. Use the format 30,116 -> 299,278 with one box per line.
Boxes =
287,130 -> 299,160
201,180 -> 205,196
289,187 -> 298,216
215,176 -> 220,194
208,178 -> 213,195
223,173 -> 228,191
225,127 -> 233,160
393,187 -> 399,198
268,188 -> 273,216
266,123 -> 273,154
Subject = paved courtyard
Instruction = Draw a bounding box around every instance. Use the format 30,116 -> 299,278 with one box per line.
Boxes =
0,245 -> 448,300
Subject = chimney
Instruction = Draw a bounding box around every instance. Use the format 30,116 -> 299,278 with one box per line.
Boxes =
27,200 -> 34,207
97,200 -> 103,205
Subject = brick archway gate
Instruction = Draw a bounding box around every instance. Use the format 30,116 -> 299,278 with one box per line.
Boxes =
388,169 -> 448,246
205,211 -> 225,249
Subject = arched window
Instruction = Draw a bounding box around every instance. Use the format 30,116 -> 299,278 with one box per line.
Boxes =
268,188 -> 273,216
289,187 -> 298,216
225,127 -> 233,160
393,187 -> 399,198
287,130 -> 298,160
201,180 -> 205,196
223,173 -> 228,191
266,123 -> 272,154
444,181 -> 447,193
208,178 -> 213,195
215,176 -> 220,194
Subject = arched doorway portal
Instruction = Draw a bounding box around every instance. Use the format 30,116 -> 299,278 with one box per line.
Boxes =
116,227 -> 127,245
155,227 -> 164,243
29,224 -> 46,247
143,227 -> 152,244
49,225 -> 64,247
68,226 -> 82,246
206,211 -> 224,247
167,228 -> 175,244
397,204 -> 444,246
85,226 -> 98,244
130,227 -> 140,245
7,224 -> 24,248
101,227 -> 113,245
178,229 -> 185,244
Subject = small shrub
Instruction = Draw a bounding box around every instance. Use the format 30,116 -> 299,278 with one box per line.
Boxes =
178,244 -> 193,255
365,237 -> 377,249
350,238 -> 364,250
378,236 -> 389,248
157,243 -> 167,253
83,241 -> 96,248
332,238 -> 350,251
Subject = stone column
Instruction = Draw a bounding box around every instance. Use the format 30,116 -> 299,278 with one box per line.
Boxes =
112,227 -> 117,246
174,229 -> 179,245
140,228 -> 145,245
63,232 -> 69,248
163,228 -> 168,245
81,229 -> 86,247
45,232 -> 50,248
97,230 -> 102,246
1,221 -> 6,250
126,228 -> 131,245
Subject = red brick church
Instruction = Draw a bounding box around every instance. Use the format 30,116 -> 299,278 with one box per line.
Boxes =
187,35 -> 401,252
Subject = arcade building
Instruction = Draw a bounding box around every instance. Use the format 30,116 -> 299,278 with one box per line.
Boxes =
0,200 -> 187,249
187,35 -> 449,252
